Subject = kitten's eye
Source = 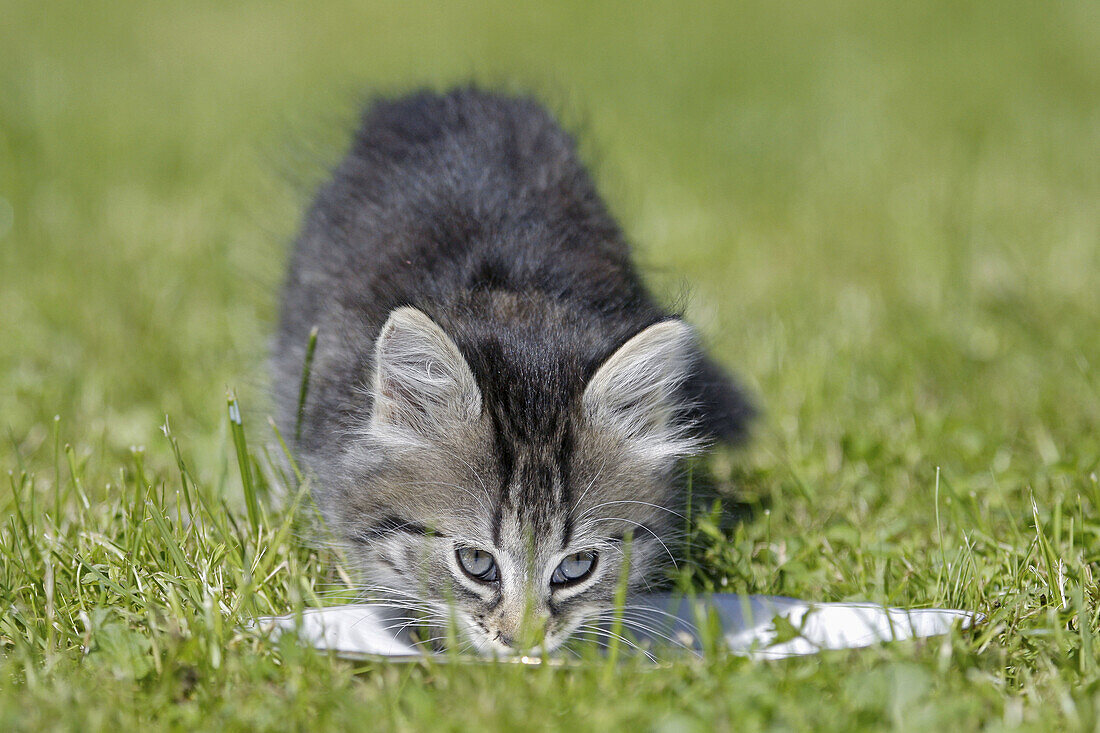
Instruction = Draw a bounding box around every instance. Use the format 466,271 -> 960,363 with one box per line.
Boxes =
551,551 -> 597,586
456,547 -> 498,582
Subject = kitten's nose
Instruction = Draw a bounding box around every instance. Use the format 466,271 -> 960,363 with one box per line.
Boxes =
494,612 -> 549,650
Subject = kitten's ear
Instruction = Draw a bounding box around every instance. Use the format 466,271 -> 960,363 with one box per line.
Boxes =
582,320 -> 700,461
370,307 -> 482,442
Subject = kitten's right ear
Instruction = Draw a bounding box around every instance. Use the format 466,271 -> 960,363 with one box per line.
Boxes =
370,307 -> 482,443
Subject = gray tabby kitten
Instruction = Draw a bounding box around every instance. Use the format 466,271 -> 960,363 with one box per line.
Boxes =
273,88 -> 752,654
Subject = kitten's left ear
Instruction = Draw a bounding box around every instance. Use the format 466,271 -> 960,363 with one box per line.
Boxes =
582,320 -> 699,461
370,307 -> 482,443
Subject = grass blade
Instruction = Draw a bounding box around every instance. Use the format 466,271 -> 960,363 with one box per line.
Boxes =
228,392 -> 260,535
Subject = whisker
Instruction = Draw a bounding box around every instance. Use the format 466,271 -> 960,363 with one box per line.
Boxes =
571,466 -> 605,510
580,517 -> 679,569
572,625 -> 657,663
578,500 -> 685,522
605,618 -> 697,654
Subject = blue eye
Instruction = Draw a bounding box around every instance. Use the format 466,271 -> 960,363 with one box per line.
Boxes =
551,551 -> 597,585
456,547 -> 498,582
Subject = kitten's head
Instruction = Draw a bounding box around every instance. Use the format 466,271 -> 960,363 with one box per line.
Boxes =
327,306 -> 701,655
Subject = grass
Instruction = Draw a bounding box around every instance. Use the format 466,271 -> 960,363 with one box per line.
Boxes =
2,0 -> 1099,729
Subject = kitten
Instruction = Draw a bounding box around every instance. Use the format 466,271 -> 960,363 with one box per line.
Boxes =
273,88 -> 752,655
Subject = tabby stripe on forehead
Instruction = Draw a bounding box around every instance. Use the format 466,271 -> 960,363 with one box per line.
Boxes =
558,421 -> 575,548
490,409 -> 515,547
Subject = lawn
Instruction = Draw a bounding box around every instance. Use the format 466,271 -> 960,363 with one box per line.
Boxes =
2,0 -> 1099,729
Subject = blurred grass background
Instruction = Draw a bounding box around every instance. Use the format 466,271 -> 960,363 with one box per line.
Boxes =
2,0 -> 1100,729
4,0 -> 1097,467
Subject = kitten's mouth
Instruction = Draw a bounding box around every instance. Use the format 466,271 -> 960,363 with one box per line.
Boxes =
463,619 -> 583,658
392,605 -> 585,657
472,635 -> 566,658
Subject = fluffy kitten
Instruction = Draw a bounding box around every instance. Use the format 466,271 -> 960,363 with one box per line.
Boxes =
273,88 -> 752,654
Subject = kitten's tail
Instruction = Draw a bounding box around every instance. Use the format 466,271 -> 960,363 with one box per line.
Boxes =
683,355 -> 756,445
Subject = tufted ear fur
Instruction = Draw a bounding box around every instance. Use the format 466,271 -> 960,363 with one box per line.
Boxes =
370,307 -> 482,444
582,320 -> 700,462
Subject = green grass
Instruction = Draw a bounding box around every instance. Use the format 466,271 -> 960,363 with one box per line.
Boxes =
2,0 -> 1099,729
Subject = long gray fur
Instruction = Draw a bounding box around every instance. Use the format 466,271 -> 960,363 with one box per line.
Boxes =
273,87 -> 753,653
